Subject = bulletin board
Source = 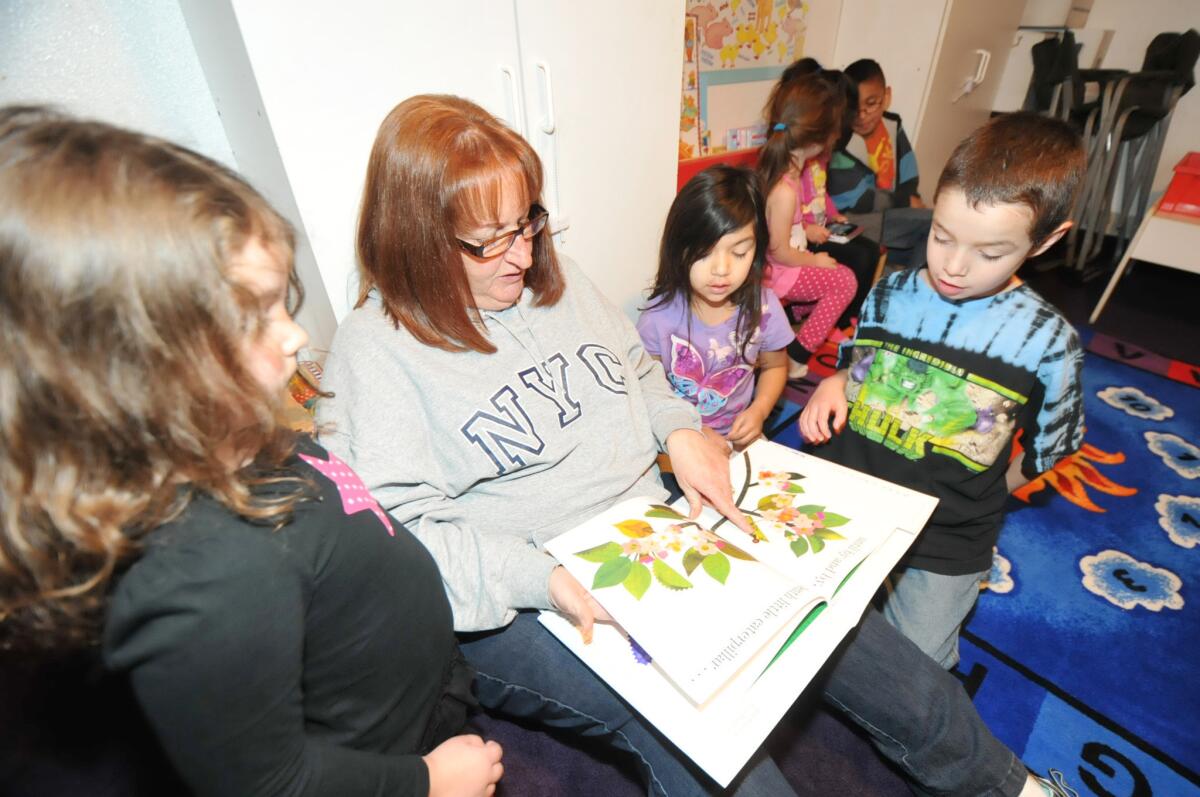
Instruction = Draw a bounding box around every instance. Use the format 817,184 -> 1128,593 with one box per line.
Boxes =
681,0 -> 837,159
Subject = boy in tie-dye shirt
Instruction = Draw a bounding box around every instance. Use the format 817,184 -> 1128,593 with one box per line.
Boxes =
800,113 -> 1086,669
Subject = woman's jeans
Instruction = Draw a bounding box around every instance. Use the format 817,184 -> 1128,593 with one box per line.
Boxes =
459,608 -> 1029,796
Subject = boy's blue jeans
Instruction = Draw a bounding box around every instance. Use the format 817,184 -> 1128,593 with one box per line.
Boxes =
881,566 -> 990,669
459,608 -> 1030,796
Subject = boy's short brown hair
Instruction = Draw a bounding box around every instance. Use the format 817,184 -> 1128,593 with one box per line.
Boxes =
935,112 -> 1085,246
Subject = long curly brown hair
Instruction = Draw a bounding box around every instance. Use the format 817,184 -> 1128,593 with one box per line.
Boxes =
0,106 -> 310,653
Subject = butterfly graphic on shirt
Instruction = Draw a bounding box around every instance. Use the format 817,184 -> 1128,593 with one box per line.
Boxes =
667,334 -> 753,417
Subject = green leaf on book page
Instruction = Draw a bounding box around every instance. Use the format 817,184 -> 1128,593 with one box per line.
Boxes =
792,504 -> 823,515
682,548 -> 704,575
593,556 -> 633,589
821,513 -> 851,528
810,535 -> 826,554
783,483 -> 806,494
646,504 -> 686,520
652,559 -> 693,591
615,519 -> 654,538
814,529 -> 846,541
721,539 -> 756,561
785,472 -> 805,480
790,538 -> 809,556
575,542 -> 623,563
623,561 -> 652,599
702,552 -> 730,584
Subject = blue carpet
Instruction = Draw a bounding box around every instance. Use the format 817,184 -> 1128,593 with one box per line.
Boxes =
769,348 -> 1200,796
966,350 -> 1200,796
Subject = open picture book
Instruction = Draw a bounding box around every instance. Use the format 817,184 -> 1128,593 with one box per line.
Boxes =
540,438 -> 937,786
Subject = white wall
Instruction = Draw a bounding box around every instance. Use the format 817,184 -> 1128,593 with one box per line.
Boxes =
2,0 -> 338,354
1020,0 -> 1076,28
0,0 -> 234,166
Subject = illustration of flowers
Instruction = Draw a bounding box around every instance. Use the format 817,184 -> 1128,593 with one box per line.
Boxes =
756,492 -> 849,557
713,463 -> 852,557
573,504 -> 755,599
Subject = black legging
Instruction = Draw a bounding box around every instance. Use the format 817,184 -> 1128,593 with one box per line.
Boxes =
812,235 -> 881,328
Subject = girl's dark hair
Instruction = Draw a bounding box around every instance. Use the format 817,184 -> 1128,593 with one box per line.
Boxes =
773,61 -> 857,151
780,57 -> 823,83
645,165 -> 769,361
0,106 -> 311,653
757,74 -> 844,194
821,69 -> 859,149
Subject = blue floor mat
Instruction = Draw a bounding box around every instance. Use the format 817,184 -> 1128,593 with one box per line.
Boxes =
769,350 -> 1200,795
967,352 -> 1200,794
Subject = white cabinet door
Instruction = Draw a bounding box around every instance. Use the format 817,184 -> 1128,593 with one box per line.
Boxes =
213,0 -> 525,324
831,0 -> 950,140
514,0 -> 685,317
911,0 -> 1029,197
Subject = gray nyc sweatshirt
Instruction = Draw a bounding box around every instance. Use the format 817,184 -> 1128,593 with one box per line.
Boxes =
317,260 -> 700,631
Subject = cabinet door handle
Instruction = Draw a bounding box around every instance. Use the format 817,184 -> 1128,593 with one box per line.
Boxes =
953,49 -> 993,103
535,60 -> 556,134
972,49 -> 991,85
500,64 -> 526,137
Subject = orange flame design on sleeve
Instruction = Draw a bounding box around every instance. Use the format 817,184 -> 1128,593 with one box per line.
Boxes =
1012,443 -> 1138,513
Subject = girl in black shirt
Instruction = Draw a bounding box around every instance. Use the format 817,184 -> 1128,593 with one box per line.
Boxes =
0,106 -> 500,797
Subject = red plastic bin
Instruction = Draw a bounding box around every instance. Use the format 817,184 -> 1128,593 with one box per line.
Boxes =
1159,151 -> 1200,219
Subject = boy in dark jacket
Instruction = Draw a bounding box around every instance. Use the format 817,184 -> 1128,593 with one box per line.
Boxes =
830,59 -> 931,266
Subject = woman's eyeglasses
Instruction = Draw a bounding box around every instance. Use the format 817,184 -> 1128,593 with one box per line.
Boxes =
457,205 -> 549,259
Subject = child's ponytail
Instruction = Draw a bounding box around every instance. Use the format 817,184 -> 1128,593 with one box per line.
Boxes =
756,75 -> 843,194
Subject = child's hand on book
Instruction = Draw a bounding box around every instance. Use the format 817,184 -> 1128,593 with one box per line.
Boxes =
549,566 -> 614,644
727,406 -> 766,449
665,429 -> 754,537
799,371 -> 849,443
806,225 -> 831,245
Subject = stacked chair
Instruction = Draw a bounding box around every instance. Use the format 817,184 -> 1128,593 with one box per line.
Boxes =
1054,29 -> 1200,275
1023,31 -> 1127,271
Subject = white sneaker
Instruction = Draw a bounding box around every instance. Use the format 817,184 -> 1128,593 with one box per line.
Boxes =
787,357 -> 808,380
1033,770 -> 1079,797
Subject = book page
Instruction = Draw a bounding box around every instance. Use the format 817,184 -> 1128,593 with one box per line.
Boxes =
543,497 -> 823,705
701,440 -> 937,592
538,439 -> 938,785
538,521 -> 921,787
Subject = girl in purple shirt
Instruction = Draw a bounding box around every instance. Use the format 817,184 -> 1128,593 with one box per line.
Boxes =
637,166 -> 793,451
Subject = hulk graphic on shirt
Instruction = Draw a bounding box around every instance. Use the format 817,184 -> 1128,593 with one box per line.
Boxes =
859,350 -> 978,438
